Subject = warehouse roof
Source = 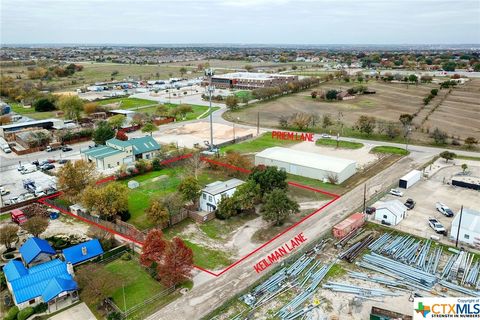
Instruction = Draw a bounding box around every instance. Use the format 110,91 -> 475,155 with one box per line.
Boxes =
255,147 -> 356,173
202,178 -> 244,195
452,208 -> 480,233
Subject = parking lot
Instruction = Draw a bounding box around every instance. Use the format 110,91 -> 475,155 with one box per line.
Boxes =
1,166 -> 58,205
371,160 -> 480,249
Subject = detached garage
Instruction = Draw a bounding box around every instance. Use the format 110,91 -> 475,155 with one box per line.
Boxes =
255,147 -> 357,184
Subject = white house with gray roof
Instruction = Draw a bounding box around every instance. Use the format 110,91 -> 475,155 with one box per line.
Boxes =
199,179 -> 244,212
374,200 -> 407,226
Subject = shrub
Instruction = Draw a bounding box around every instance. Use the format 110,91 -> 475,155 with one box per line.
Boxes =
4,306 -> 19,320
152,158 -> 162,171
17,307 -> 34,320
117,210 -> 131,222
108,312 -> 123,320
33,302 -> 48,313
121,253 -> 132,261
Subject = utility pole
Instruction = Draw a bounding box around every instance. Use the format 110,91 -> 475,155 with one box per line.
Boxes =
205,68 -> 215,150
455,205 -> 463,248
363,184 -> 366,214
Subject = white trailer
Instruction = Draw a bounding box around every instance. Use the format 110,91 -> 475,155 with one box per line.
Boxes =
399,170 -> 422,189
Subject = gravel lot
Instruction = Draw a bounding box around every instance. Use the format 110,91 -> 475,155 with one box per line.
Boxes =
371,160 -> 480,249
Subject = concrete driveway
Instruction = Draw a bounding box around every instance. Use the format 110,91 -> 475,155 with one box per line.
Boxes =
48,303 -> 96,320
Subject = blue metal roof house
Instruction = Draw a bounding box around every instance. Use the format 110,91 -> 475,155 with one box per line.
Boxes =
3,238 -> 79,311
19,237 -> 56,266
62,239 -> 104,265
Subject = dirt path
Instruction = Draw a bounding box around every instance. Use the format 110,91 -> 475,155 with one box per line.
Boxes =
146,154 -> 420,320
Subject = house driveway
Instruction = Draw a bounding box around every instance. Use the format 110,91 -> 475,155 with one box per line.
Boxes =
48,303 -> 96,320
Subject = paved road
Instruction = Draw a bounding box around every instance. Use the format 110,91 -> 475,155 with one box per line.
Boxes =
147,156 -> 417,320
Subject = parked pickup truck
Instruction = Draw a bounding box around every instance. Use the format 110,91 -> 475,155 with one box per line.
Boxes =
46,143 -> 62,152
428,218 -> 447,235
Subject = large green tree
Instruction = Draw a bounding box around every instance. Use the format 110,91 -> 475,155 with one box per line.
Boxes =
81,182 -> 129,220
178,176 -> 201,205
248,166 -> 288,196
142,122 -> 158,136
107,114 -> 125,130
145,199 -> 169,227
56,95 -> 84,121
93,121 -> 115,144
57,159 -> 97,202
261,189 -> 299,225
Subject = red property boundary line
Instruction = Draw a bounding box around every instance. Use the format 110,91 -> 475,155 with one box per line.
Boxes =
38,154 -> 340,277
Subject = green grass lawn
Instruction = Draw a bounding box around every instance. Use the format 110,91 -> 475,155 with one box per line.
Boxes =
0,214 -> 11,222
222,132 -> 299,153
234,90 -> 253,101
137,103 -> 219,121
123,167 -> 238,230
370,146 -> 410,155
183,240 -> 233,270
286,173 -> 343,193
105,259 -> 166,310
315,138 -> 363,149
97,97 -> 157,109
199,213 -> 258,240
455,154 -> 480,162
10,103 -> 58,120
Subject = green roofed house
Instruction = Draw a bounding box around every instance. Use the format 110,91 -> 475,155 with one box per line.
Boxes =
81,136 -> 160,170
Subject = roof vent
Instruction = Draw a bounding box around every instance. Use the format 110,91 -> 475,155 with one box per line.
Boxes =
81,246 -> 87,256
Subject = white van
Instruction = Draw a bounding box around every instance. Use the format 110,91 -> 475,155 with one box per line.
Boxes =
21,164 -> 37,174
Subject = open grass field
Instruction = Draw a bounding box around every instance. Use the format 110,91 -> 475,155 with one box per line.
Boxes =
221,132 -> 299,153
97,97 -> 157,109
137,103 -> 220,121
224,79 -> 480,143
315,138 -> 363,149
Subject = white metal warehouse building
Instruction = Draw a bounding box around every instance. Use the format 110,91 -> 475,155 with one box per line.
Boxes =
450,208 -> 480,248
254,147 -> 357,184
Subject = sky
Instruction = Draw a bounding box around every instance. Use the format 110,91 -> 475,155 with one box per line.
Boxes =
1,0 -> 479,45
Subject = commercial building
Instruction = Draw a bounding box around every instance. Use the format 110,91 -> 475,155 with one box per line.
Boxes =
450,208 -> 480,247
0,119 -> 65,138
199,178 -> 245,212
254,147 -> 357,184
208,72 -> 298,89
81,136 -> 160,170
374,200 -> 407,226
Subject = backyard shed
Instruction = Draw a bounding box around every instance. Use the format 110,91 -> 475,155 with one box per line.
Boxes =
255,147 -> 357,184
398,170 -> 422,189
332,212 -> 366,239
128,180 -> 139,189
374,200 -> 407,226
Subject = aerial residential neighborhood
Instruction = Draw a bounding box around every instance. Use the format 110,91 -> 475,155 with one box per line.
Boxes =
0,1 -> 479,320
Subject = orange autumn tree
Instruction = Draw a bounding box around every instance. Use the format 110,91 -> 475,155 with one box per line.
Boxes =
140,229 -> 193,287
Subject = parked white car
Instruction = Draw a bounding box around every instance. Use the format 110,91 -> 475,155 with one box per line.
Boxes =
389,189 -> 404,197
436,202 -> 454,217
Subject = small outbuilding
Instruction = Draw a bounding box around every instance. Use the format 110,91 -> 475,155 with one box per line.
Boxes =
399,170 -> 421,189
374,200 -> 407,226
332,212 -> 366,239
62,239 -> 104,265
255,147 -> 357,184
128,180 -> 140,189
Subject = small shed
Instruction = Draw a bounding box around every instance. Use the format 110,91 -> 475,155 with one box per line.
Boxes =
128,180 -> 139,189
374,200 -> 407,226
332,212 -> 366,239
399,170 -> 421,189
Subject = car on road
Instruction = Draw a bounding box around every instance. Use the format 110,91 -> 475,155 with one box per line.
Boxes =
365,207 -> 376,215
58,159 -> 70,164
389,189 -> 404,197
436,202 -> 454,217
320,134 -> 332,139
404,198 -> 415,210
428,218 -> 447,235
61,146 -> 73,152
40,163 -> 55,171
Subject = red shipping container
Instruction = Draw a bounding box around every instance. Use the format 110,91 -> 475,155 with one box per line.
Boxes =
332,212 -> 366,239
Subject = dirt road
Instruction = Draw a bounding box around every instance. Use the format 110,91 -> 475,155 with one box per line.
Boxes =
146,155 -> 418,320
